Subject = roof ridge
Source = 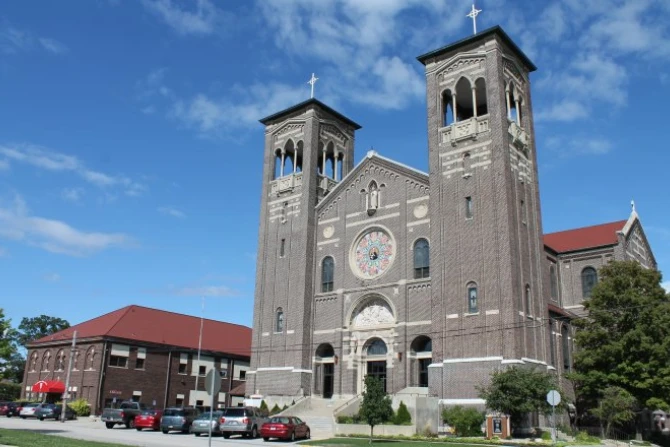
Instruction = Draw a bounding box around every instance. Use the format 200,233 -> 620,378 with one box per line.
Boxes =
105,305 -> 135,336
543,219 -> 627,236
125,304 -> 251,329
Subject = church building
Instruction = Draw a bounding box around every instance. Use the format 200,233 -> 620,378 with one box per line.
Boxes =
247,26 -> 656,407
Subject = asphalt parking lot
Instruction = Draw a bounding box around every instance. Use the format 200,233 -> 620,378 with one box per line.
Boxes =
0,416 -> 309,447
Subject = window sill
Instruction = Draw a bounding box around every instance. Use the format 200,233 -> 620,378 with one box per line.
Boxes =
177,372 -> 187,375
273,332 -> 284,335
464,312 -> 479,317
134,368 -> 145,371
108,365 -> 128,369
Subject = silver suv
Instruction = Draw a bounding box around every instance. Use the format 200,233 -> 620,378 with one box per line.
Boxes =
220,407 -> 267,439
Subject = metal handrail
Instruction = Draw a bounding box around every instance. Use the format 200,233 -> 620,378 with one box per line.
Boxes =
333,394 -> 362,415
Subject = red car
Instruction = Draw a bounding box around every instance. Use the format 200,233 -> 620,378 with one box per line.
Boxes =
134,409 -> 162,431
260,416 -> 310,442
0,402 -> 11,416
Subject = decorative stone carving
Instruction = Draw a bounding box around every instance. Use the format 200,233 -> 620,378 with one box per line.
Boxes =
438,57 -> 486,81
273,123 -> 304,138
351,298 -> 394,328
440,116 -> 489,146
413,204 -> 428,219
503,59 -> 524,83
323,225 -> 335,239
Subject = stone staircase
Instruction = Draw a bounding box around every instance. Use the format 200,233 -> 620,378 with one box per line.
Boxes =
288,396 -> 350,439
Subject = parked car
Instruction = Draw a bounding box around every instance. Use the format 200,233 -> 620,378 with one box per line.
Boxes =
220,406 -> 268,439
160,407 -> 200,434
19,402 -> 41,418
6,401 -> 30,417
35,403 -> 76,421
190,411 -> 224,437
101,401 -> 147,429
260,416 -> 310,442
134,409 -> 163,431
0,402 -> 11,416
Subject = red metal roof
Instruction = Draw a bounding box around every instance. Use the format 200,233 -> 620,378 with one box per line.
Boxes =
544,220 -> 627,253
29,305 -> 251,357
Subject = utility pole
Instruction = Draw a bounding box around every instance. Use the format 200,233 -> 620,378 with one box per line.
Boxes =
193,297 -> 205,407
61,330 -> 77,422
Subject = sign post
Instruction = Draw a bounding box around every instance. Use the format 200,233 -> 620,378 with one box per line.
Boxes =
546,390 -> 561,444
205,368 -> 222,447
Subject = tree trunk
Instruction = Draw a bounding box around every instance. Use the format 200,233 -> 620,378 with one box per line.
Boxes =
369,425 -> 374,444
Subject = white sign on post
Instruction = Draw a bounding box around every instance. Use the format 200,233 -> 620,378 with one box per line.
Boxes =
546,390 -> 561,443
204,368 -> 222,447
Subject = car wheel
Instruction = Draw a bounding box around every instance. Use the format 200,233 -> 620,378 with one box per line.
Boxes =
305,430 -> 310,440
263,437 -> 270,442
162,429 -> 169,434
290,431 -> 296,442
105,423 -> 114,429
20,416 -> 26,419
222,433 -> 230,439
195,433 -> 201,437
136,427 -> 142,431
126,419 -> 135,429
39,417 -> 44,421
252,426 -> 259,438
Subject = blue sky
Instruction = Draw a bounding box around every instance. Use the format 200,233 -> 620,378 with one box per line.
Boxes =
1,0 -> 669,331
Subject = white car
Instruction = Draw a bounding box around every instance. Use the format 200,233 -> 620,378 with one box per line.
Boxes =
19,403 -> 41,418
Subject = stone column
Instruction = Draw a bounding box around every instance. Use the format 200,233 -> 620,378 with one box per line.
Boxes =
472,86 -> 478,118
515,99 -> 521,125
452,94 -> 458,123
506,88 -> 512,120
280,150 -> 285,177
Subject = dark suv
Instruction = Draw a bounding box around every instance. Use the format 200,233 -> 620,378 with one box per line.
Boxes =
220,407 -> 267,439
6,401 -> 30,418
160,407 -> 200,434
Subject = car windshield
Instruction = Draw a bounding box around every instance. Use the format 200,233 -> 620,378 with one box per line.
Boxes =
140,410 -> 158,415
223,408 -> 245,417
196,411 -> 223,420
24,403 -> 39,408
42,404 -> 56,409
269,417 -> 290,424
163,408 -> 184,417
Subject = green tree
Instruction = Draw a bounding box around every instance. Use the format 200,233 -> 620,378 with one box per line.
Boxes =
0,309 -> 18,380
13,315 -> 70,347
571,261 -> 670,410
393,401 -> 412,425
442,405 -> 485,436
590,386 -> 636,437
478,366 -> 560,429
359,376 -> 393,442
3,351 -> 25,383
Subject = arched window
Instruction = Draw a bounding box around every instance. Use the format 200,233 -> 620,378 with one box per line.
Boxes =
561,325 -> 571,371
325,142 -> 335,179
548,320 -> 556,367
474,78 -> 488,116
581,267 -> 598,299
467,283 -> 478,313
295,141 -> 304,173
275,308 -> 284,333
366,339 -> 387,356
455,77 -> 474,121
55,350 -> 65,371
413,239 -> 430,279
29,352 -> 38,372
442,89 -> 454,126
273,149 -> 282,179
86,347 -> 96,370
321,257 -> 334,292
283,139 -> 295,176
41,351 -> 50,371
525,285 -> 532,316
550,264 -> 558,300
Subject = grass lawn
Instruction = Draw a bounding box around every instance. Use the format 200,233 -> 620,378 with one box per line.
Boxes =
300,438 -> 494,447
0,428 -> 129,447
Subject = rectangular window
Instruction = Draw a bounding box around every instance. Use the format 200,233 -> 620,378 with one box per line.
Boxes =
239,370 -> 246,380
175,397 -> 184,407
465,197 -> 473,219
280,239 -> 285,257
468,287 -> 478,313
178,363 -> 187,374
109,355 -> 128,368
135,358 -> 145,370
521,199 -> 527,224
198,365 -> 206,376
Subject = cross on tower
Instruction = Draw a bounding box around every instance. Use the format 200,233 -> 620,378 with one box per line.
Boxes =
466,3 -> 482,35
307,73 -> 319,99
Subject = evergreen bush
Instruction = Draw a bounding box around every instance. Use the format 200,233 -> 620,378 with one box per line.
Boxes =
270,403 -> 281,415
393,401 -> 412,425
442,405 -> 485,437
69,399 -> 91,417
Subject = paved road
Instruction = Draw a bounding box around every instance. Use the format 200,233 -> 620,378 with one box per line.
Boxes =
0,417 -> 312,447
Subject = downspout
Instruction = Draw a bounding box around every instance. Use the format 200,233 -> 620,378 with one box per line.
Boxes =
96,341 -> 107,416
163,350 -> 172,409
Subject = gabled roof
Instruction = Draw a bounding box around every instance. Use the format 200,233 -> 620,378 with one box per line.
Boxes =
29,305 -> 251,357
543,220 -> 627,254
416,25 -> 537,72
316,150 -> 429,212
259,98 -> 362,130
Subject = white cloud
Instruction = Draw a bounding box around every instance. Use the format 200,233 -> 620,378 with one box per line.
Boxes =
142,0 -> 221,36
158,206 -> 186,219
173,285 -> 239,297
38,38 -> 69,55
0,194 -> 131,257
43,272 -> 61,282
0,144 -> 145,196
0,159 -> 9,171
61,188 -> 84,203
536,100 -> 590,122
544,136 -> 612,157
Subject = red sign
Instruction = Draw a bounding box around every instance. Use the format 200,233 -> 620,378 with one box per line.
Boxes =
109,390 -> 123,395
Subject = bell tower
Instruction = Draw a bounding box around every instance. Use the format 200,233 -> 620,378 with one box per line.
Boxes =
248,99 -> 360,397
417,27 -> 548,398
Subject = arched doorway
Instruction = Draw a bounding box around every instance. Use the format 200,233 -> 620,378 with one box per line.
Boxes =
314,344 -> 335,398
364,338 -> 388,393
410,336 -> 432,387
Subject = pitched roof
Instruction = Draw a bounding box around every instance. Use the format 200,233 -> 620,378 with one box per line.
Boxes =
416,25 -> 537,72
543,220 -> 627,253
259,98 -> 362,130
229,382 -> 246,396
29,305 -> 251,357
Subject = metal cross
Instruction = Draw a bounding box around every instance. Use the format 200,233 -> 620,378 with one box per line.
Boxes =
467,3 -> 482,35
308,73 -> 319,99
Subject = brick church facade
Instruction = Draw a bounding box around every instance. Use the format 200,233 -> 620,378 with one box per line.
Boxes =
248,27 -> 656,405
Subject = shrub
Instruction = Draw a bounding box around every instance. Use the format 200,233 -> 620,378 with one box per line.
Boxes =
442,405 -> 485,437
291,400 -> 295,405
270,403 -> 281,415
575,431 -> 601,444
259,400 -> 268,412
337,415 -> 354,424
282,404 -> 288,411
540,430 -> 552,441
393,401 -> 412,425
0,382 -> 21,401
69,399 -> 91,417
